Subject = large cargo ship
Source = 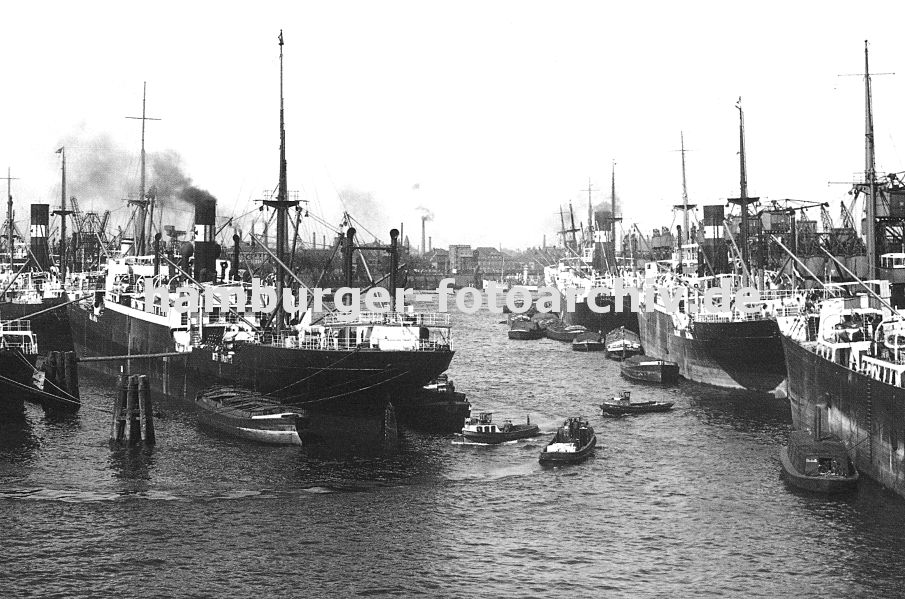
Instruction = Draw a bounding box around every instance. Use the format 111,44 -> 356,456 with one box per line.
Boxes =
781,281 -> 905,497
67,32 -> 455,429
68,273 -> 454,417
637,272 -> 797,393
781,42 -> 905,497
544,167 -> 637,333
0,204 -> 74,353
634,107 -> 803,394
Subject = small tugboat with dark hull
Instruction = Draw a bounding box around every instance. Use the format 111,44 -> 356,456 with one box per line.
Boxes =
461,412 -> 539,444
621,355 -> 680,384
571,330 -> 605,352
539,417 -> 596,464
779,430 -> 858,494
600,391 -> 674,416
195,386 -> 308,445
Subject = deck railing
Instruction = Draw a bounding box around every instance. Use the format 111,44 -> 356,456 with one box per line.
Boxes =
0,320 -> 32,332
252,333 -> 450,352
321,311 -> 450,327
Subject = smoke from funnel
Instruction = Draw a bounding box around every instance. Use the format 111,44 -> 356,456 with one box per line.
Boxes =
180,186 -> 217,210
56,133 -> 196,211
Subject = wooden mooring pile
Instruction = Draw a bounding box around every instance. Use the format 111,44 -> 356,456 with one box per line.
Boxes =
40,350 -> 81,411
110,374 -> 156,445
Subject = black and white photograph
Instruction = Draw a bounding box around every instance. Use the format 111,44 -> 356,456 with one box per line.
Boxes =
3,2 -> 905,597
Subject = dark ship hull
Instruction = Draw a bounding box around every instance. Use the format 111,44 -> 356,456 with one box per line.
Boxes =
0,297 -> 73,352
559,293 -> 638,334
0,350 -> 30,418
637,307 -> 786,393
68,302 -> 455,418
782,335 -> 905,498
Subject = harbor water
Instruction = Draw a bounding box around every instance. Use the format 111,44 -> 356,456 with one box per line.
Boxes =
3,297 -> 905,597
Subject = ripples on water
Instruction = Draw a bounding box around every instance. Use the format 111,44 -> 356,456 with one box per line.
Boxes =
3,298 -> 905,597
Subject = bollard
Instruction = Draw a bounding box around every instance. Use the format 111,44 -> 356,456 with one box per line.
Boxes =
138,375 -> 155,445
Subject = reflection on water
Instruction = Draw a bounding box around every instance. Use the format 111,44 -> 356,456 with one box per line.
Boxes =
2,301 -> 905,597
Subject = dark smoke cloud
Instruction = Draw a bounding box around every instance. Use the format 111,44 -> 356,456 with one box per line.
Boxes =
56,132 -> 198,212
180,186 -> 216,208
58,133 -> 132,208
148,150 -> 193,205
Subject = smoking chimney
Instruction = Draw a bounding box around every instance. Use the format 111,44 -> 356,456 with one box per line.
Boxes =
193,198 -> 217,282
29,204 -> 50,271
421,216 -> 427,255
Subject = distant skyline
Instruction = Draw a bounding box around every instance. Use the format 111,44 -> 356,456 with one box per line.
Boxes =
2,1 -> 905,250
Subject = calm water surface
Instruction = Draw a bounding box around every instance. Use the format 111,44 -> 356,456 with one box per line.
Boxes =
3,298 -> 905,597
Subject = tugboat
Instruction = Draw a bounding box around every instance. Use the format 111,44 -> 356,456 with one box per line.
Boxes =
620,355 -> 680,384
779,430 -> 858,493
571,330 -> 605,352
539,417 -> 596,464
605,326 -> 642,360
508,317 -> 544,340
599,390 -> 674,416
542,319 -> 588,342
195,386 -> 308,445
461,412 -> 539,444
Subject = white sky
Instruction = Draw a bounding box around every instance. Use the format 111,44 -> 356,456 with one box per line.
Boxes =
2,1 -> 905,250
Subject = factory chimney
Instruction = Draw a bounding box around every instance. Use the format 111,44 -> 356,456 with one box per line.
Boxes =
421,216 -> 427,255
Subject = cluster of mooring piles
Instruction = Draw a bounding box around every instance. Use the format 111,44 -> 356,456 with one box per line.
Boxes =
110,374 -> 155,446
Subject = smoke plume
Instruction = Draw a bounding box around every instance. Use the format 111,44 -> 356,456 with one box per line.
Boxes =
180,186 -> 217,209
417,205 -> 434,222
55,132 -> 215,230
339,186 -> 390,237
148,150 -> 193,205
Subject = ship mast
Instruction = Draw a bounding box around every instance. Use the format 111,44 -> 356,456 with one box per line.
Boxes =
3,168 -> 16,269
864,40 -> 877,279
610,160 -> 620,273
680,132 -> 689,242
559,206 -> 567,249
126,82 -> 159,256
263,30 -> 298,332
568,203 -> 578,251
734,98 -> 751,286
57,148 -> 68,279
